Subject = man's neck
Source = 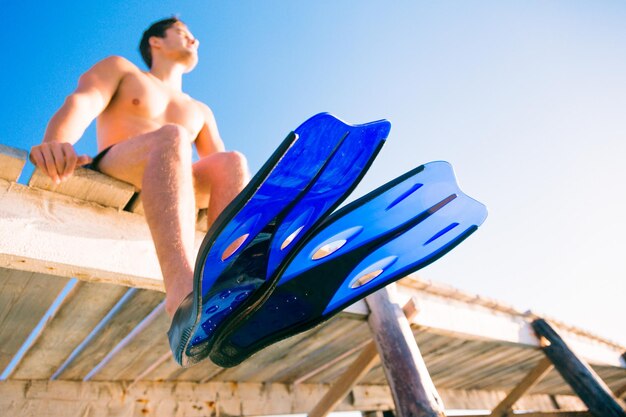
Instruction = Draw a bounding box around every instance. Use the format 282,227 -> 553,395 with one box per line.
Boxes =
149,61 -> 185,92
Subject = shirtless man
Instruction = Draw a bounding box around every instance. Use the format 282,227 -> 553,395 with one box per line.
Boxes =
29,17 -> 250,317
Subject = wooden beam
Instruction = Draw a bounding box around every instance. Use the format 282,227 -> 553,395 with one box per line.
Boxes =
395,290 -> 625,368
532,319 -> 626,417
0,380 -> 592,416
28,167 -> 135,210
615,382 -> 626,399
0,181 -> 204,291
309,342 -> 381,417
489,356 -> 554,416
0,145 -> 27,182
0,380 -> 384,417
366,285 -> 445,417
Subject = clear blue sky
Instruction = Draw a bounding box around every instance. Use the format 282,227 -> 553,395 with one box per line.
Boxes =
2,1 -> 625,346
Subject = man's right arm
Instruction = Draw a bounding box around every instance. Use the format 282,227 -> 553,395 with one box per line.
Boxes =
30,56 -> 133,183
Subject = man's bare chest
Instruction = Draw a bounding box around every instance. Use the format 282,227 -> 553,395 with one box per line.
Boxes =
106,73 -> 204,133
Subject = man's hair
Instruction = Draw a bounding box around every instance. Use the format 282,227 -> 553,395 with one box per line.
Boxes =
139,17 -> 183,68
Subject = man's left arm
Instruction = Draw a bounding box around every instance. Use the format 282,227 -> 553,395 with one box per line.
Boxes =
195,102 -> 226,157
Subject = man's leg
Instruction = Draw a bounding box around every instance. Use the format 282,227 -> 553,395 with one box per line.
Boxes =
193,151 -> 249,227
95,124 -> 248,317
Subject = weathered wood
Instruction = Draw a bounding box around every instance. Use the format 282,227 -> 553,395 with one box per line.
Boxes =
0,379 -> 589,417
532,318 -> 626,417
0,268 -> 68,373
294,340 -> 371,384
309,343 -> 381,417
91,304 -> 170,381
0,145 -> 27,182
398,281 -> 626,368
366,284 -> 446,417
616,381 -> 626,398
489,356 -> 554,416
268,318 -> 370,383
0,380 -> 376,417
0,181 -> 204,291
468,349 -> 546,390
12,281 -> 128,380
58,290 -> 164,380
308,298 -> 420,417
29,166 -> 135,210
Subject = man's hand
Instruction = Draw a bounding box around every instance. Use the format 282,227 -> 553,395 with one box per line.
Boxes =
29,142 -> 92,184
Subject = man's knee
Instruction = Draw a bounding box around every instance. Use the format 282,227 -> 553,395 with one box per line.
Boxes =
152,124 -> 191,158
224,151 -> 247,171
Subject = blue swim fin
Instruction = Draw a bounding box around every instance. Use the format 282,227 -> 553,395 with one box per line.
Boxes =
168,113 -> 391,366
210,161 -> 487,367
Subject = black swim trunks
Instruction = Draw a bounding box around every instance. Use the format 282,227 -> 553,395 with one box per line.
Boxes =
84,145 -> 113,172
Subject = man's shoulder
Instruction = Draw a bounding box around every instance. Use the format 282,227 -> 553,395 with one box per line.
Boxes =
92,55 -> 141,74
192,99 -> 215,119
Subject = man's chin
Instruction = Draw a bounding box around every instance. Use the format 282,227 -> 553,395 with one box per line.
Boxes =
180,54 -> 198,73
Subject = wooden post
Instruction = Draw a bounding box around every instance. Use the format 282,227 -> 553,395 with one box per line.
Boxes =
489,356 -> 554,416
366,285 -> 446,417
308,299 -> 420,417
532,319 -> 626,417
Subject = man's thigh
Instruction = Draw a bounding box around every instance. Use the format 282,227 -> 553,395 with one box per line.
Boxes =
96,130 -> 163,189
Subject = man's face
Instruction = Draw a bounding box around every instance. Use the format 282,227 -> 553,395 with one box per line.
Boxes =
155,22 -> 199,71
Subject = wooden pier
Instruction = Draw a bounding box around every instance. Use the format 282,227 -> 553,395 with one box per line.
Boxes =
0,144 -> 624,416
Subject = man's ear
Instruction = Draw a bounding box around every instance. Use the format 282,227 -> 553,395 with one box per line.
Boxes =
149,36 -> 162,50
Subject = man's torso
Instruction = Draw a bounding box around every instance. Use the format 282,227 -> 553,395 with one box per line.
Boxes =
96,65 -> 204,150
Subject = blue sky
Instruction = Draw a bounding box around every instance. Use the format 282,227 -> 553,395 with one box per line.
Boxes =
2,1 -> 625,346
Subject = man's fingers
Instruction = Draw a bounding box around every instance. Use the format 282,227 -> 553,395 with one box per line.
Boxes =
29,149 -> 49,177
51,145 -> 67,180
76,155 -> 93,166
61,143 -> 77,179
40,147 -> 61,183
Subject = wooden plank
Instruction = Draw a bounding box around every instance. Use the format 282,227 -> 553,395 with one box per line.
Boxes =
0,380 -> 376,416
398,285 -> 626,368
11,281 -> 128,380
267,318 -> 370,383
489,356 -> 554,416
0,181 -> 161,289
532,318 -> 626,417
430,343 -> 514,385
91,307 -> 170,381
366,285 -> 446,417
127,351 -> 172,388
532,370 -> 575,396
294,340 -> 371,384
173,363 -> 223,383
464,349 -> 545,391
615,381 -> 626,398
58,289 -> 164,380
0,181 -> 204,291
306,348 -> 367,384
28,167 -> 135,210
0,379 -> 591,416
0,268 -> 68,373
309,342 -> 380,417
0,145 -> 27,182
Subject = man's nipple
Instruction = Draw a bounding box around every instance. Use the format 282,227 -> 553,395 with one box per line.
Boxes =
132,98 -> 140,105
